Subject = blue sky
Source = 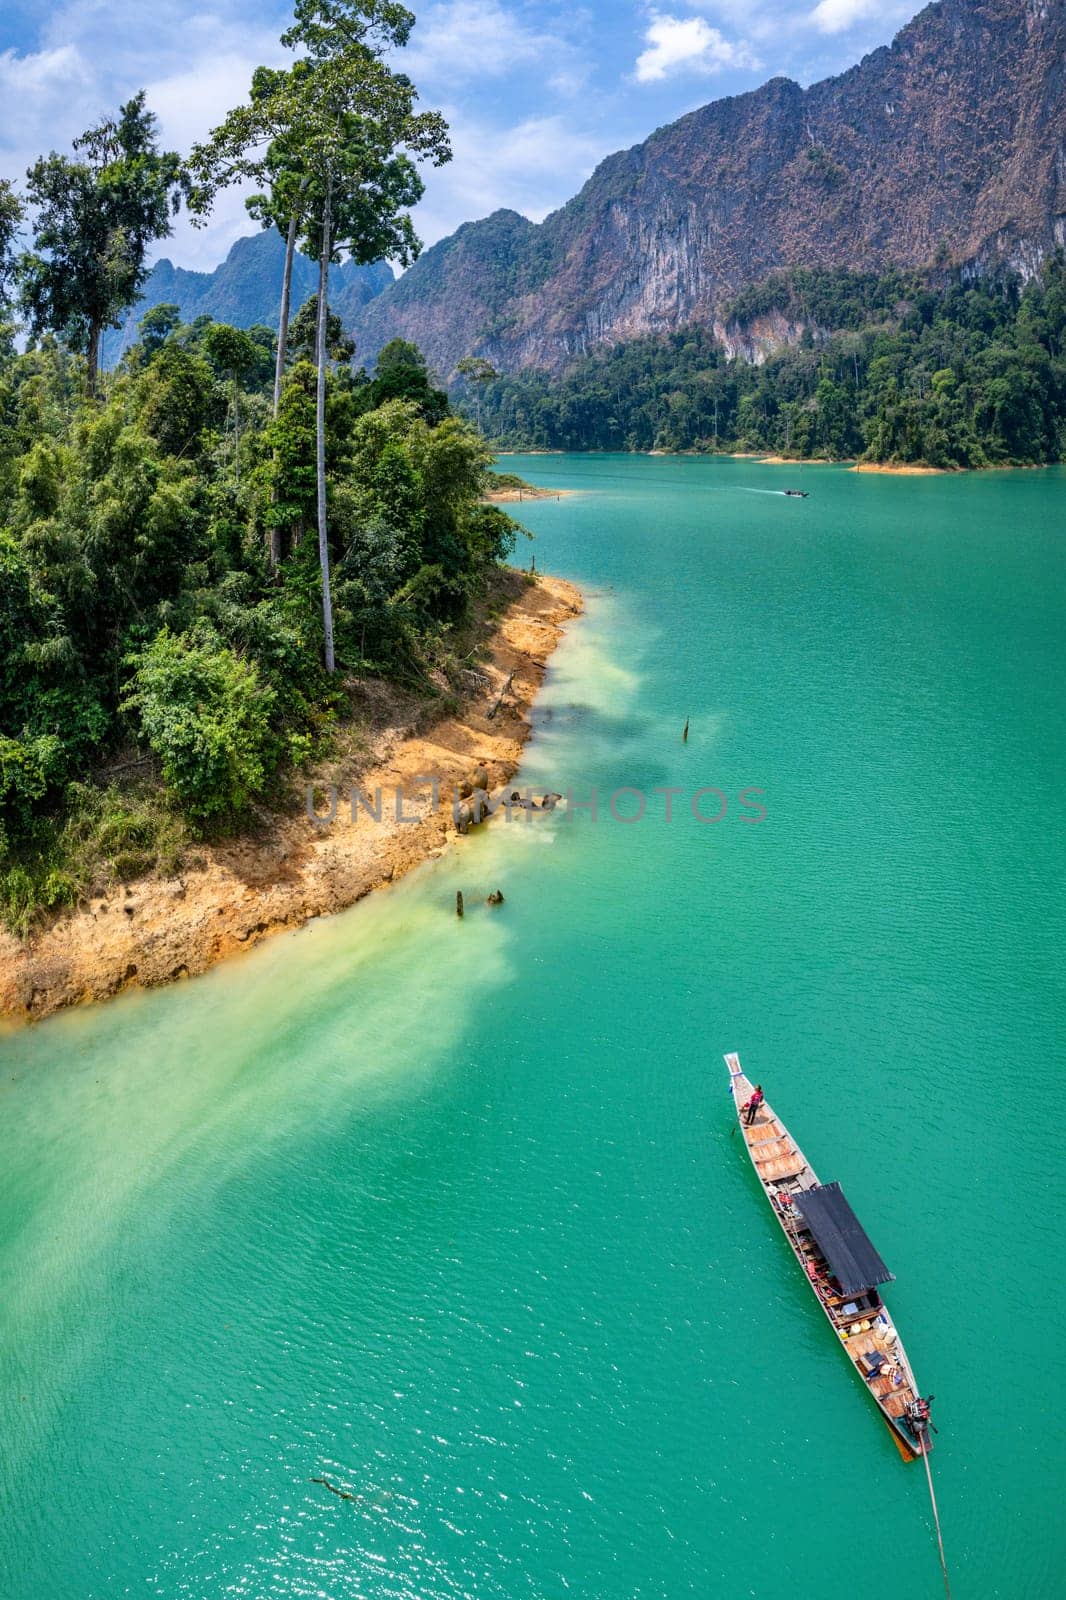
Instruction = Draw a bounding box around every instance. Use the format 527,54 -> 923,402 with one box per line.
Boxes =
0,0 -> 921,270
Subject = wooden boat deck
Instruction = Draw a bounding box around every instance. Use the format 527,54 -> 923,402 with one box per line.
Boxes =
725,1052 -> 928,1461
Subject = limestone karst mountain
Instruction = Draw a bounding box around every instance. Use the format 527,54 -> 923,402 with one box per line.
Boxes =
347,0 -> 1066,377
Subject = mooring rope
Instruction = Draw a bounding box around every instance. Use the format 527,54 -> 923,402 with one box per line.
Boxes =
920,1434 -> 951,1599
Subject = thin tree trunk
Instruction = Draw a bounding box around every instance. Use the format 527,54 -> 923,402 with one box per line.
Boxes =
316,180 -> 336,675
87,321 -> 100,399
274,213 -> 299,418
267,212 -> 301,571
232,373 -> 240,485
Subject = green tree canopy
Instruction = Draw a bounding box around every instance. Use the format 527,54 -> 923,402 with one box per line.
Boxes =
123,628 -> 276,820
138,302 -> 182,356
289,295 -> 354,365
0,179 -> 24,312
19,93 -> 187,395
372,338 -> 449,421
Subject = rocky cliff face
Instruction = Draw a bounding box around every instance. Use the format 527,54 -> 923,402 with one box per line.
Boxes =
350,0 -> 1066,376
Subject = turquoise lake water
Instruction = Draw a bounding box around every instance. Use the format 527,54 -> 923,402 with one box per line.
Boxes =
2,456 -> 1064,1597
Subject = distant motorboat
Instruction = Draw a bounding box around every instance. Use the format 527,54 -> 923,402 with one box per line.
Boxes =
783,488 -> 809,498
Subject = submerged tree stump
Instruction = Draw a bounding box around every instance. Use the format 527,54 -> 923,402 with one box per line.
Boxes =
487,670 -> 515,720
311,1477 -> 356,1501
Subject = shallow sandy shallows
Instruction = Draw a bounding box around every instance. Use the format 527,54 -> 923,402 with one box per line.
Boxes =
484,485 -> 576,503
0,574 -> 581,1024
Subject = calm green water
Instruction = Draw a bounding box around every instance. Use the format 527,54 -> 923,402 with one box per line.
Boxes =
2,457 -> 1064,1598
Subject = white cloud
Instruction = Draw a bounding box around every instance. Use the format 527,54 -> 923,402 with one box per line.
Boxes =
634,13 -> 760,83
145,53 -> 285,154
808,0 -> 882,35
0,43 -> 90,97
410,109 -> 614,248
403,0 -> 583,87
0,8 -> 290,271
142,40 -> 290,268
675,0 -> 913,51
0,43 -> 97,166
678,1 -> 791,44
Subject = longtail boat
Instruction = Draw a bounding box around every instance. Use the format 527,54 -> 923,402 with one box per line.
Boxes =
725,1052 -> 932,1461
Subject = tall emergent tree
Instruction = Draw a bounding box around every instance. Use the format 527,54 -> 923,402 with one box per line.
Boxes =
242,66 -> 313,419
18,94 -> 186,396
192,0 -> 449,670
190,63 -> 319,568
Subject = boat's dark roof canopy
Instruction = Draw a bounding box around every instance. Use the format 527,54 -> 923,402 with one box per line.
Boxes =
800,1182 -> 895,1295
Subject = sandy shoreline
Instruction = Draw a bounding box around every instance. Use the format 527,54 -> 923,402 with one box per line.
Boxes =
757,454 -> 941,473
851,461 -> 947,475
0,574 -> 582,1026
758,454 -> 847,467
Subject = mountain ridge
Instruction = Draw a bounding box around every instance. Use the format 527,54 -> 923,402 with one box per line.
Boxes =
346,0 -> 1066,377
102,229 -> 394,366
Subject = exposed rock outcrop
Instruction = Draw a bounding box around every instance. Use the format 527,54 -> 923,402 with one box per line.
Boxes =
349,0 -> 1066,376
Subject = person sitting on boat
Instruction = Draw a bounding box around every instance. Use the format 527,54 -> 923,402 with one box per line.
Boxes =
743,1085 -> 764,1125
909,1395 -> 934,1433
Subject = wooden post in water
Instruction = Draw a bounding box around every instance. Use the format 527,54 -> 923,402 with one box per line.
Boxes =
456,891 -> 464,919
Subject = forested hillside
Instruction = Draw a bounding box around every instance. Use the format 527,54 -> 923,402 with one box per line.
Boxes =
0,312 -> 517,932
471,262 -> 1066,466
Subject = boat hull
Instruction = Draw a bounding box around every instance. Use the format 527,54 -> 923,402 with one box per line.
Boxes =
724,1053 -> 929,1461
